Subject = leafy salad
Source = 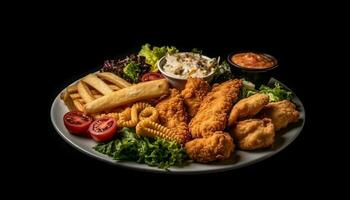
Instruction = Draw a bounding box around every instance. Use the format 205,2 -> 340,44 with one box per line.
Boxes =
139,43 -> 178,72
94,127 -> 187,169
241,80 -> 293,102
100,44 -> 178,83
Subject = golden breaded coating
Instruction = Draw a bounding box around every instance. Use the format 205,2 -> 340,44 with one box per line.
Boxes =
181,78 -> 210,118
156,89 -> 191,142
230,118 -> 275,150
258,100 -> 299,131
227,93 -> 269,127
185,131 -> 234,163
189,79 -> 242,138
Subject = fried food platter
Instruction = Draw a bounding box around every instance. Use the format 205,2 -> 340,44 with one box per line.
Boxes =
50,45 -> 305,174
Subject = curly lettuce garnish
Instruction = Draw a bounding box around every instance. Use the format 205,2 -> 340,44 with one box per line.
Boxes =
139,43 -> 178,72
241,81 -> 293,102
123,62 -> 141,83
212,60 -> 235,83
94,128 -> 187,169
259,83 -> 293,102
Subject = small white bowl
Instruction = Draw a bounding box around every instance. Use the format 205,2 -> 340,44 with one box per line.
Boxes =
157,53 -> 216,90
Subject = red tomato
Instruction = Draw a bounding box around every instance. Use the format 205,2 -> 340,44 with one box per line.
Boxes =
63,111 -> 93,135
88,117 -> 118,142
141,72 -> 164,82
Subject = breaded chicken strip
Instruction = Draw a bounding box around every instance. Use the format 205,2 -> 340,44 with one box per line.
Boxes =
227,93 -> 269,127
185,131 -> 234,163
230,118 -> 275,150
156,89 -> 191,142
189,79 -> 242,138
181,78 -> 210,118
258,100 -> 299,131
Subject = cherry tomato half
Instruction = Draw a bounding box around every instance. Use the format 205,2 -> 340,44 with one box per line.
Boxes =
88,117 -> 118,142
63,111 -> 93,135
141,72 -> 164,82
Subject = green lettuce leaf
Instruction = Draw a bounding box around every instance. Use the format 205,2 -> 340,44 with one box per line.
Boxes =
94,127 -> 187,169
259,83 -> 293,102
139,43 -> 178,72
123,62 -> 141,83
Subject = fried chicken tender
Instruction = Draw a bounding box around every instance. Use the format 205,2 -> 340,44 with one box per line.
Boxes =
181,78 -> 210,118
185,131 -> 234,163
155,89 -> 191,142
227,93 -> 269,127
189,79 -> 242,138
258,100 -> 299,131
186,80 -> 241,163
230,118 -> 275,150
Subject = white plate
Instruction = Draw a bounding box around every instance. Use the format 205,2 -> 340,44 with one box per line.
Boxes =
50,78 -> 305,174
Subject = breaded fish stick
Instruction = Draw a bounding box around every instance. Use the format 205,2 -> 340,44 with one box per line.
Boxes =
85,79 -> 169,114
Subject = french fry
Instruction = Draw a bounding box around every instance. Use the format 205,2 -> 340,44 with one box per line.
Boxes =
90,90 -> 100,95
108,84 -> 121,91
70,93 -> 81,100
77,81 -> 95,103
67,84 -> 103,95
76,97 -> 101,104
77,98 -> 85,104
70,93 -> 103,100
82,74 -> 113,95
67,84 -> 78,94
63,89 -> 78,111
73,100 -> 85,112
85,79 -> 169,114
60,91 -> 66,100
94,94 -> 103,99
97,72 -> 131,88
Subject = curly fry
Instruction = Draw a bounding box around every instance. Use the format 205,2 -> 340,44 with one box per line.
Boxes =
118,103 -> 152,127
139,107 -> 158,122
120,108 -> 131,120
117,107 -> 134,127
136,120 -> 185,144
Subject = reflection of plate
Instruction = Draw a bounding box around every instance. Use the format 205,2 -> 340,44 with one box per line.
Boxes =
50,77 -> 305,174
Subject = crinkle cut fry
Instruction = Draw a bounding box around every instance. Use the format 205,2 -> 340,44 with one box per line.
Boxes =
136,120 -> 185,144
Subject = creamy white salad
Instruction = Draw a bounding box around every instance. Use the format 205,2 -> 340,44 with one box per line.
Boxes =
162,52 -> 217,78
